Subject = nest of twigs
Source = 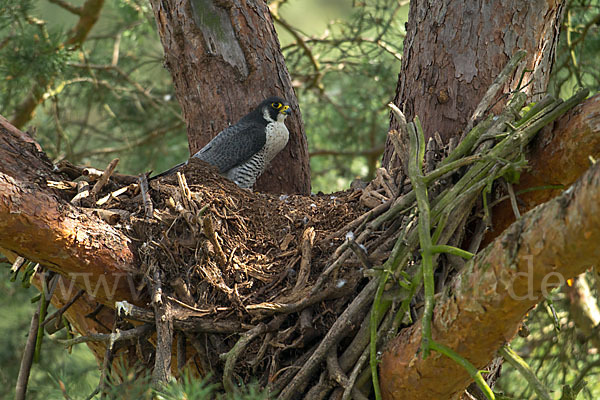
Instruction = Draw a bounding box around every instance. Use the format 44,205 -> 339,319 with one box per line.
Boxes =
54,155 -> 412,396
49,51 -> 589,399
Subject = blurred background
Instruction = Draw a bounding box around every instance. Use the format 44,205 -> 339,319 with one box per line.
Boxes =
1,0 -> 599,398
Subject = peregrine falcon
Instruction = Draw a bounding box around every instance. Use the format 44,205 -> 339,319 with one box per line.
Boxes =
150,96 -> 291,189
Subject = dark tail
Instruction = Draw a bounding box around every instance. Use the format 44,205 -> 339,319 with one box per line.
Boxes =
148,161 -> 187,181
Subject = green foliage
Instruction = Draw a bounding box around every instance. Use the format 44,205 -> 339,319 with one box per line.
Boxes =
550,0 -> 600,96
0,264 -> 99,400
497,278 -> 600,400
0,0 -> 33,28
276,0 -> 407,191
0,0 -> 184,176
0,21 -> 71,114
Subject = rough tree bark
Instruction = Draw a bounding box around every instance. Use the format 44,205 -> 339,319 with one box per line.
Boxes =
0,116 -> 138,307
383,0 -> 566,169
148,0 -> 310,194
485,94 -> 600,244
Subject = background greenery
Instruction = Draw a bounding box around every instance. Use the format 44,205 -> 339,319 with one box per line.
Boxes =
1,0 -> 599,398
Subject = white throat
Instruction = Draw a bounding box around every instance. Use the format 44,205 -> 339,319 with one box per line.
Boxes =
263,108 -> 289,123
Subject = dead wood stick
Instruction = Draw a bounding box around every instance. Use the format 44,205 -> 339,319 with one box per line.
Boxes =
203,216 -> 228,267
15,301 -> 42,400
295,227 -> 315,290
270,342 -> 320,395
171,277 -> 196,306
70,181 -> 90,205
94,325 -> 116,399
90,158 -> 119,199
56,160 -> 138,185
248,316 -> 286,369
375,168 -> 395,198
340,345 -> 371,400
278,279 -> 378,400
347,239 -> 371,269
506,180 -> 521,219
93,208 -> 124,225
11,256 -> 26,274
46,180 -> 78,190
95,185 -> 130,206
246,277 -> 354,316
325,199 -> 391,241
138,173 -> 153,218
152,269 -> 174,385
16,272 -> 57,400
82,167 -> 104,180
42,289 -> 85,332
327,347 -> 349,388
59,324 -> 153,346
116,300 -> 244,333
177,171 -> 192,210
299,308 -> 316,342
304,371 -> 330,399
221,323 -> 268,393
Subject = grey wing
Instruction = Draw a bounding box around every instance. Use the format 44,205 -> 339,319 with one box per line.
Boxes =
192,121 -> 266,173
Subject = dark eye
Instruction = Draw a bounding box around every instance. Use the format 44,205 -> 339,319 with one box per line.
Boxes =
271,102 -> 282,109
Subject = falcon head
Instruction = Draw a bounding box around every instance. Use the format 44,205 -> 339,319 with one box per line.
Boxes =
260,96 -> 292,123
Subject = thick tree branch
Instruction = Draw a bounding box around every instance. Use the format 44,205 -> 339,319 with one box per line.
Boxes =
380,156 -> 600,399
0,116 -> 139,306
487,94 -> 600,243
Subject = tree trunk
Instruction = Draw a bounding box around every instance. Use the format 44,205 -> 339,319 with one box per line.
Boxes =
148,0 -> 310,194
382,0 -> 566,169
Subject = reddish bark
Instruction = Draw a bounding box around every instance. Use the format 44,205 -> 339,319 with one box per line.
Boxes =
383,0 -> 565,168
485,94 -> 600,244
148,0 -> 310,194
0,116 -> 139,306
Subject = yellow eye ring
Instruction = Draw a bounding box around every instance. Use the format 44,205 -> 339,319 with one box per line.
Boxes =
271,102 -> 282,109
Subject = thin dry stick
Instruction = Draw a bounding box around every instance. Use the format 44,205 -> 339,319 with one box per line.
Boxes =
152,269 -> 174,385
222,323 -> 268,393
95,185 -> 130,206
278,279 -> 377,400
326,348 -> 349,388
506,181 -> 521,219
59,324 -> 153,346
325,200 -> 391,241
94,326 -> 116,399
203,216 -> 228,267
42,289 -> 85,330
177,171 -> 192,210
139,173 -> 153,218
70,181 -> 90,205
295,227 -> 315,290
90,158 -> 119,198
15,303 -> 42,400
